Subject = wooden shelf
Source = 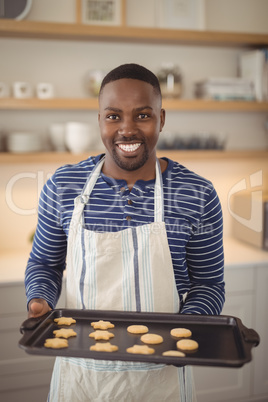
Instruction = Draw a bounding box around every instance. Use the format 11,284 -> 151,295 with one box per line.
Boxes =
0,98 -> 99,110
1,150 -> 267,164
1,98 -> 268,112
1,19 -> 268,47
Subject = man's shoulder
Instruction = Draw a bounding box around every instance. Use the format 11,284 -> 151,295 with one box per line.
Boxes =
57,154 -> 101,174
164,158 -> 213,189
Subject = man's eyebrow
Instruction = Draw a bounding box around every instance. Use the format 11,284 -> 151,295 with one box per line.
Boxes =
135,106 -> 153,111
104,107 -> 122,112
104,106 -> 153,112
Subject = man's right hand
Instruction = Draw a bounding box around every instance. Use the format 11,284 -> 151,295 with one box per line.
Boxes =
28,298 -> 51,318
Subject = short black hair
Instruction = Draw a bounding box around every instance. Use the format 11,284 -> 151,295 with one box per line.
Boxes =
99,63 -> 161,98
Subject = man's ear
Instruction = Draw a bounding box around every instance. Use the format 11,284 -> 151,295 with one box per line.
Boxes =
160,108 -> 166,132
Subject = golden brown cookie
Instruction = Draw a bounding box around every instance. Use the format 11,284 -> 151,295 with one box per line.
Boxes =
54,317 -> 76,326
44,338 -> 69,349
91,320 -> 115,330
53,328 -> 77,339
170,328 -> 192,338
140,333 -> 164,344
177,339 -> 199,351
90,342 -> 118,352
89,330 -> 115,340
126,344 -> 155,354
162,350 -> 186,357
127,325 -> 149,334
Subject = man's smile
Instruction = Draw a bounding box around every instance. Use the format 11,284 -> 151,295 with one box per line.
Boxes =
117,143 -> 142,153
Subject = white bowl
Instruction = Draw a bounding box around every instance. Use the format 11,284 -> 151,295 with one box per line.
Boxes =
48,123 -> 66,151
7,132 -> 42,153
65,122 -> 94,154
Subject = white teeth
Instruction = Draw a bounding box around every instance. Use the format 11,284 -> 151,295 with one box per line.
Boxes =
118,143 -> 141,152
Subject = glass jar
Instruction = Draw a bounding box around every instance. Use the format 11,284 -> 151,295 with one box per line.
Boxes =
157,63 -> 182,98
86,69 -> 106,97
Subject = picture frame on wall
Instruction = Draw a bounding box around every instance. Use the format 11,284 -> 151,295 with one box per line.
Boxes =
81,0 -> 123,26
155,0 -> 205,30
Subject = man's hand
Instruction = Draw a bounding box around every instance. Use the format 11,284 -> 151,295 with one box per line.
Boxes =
28,298 -> 51,318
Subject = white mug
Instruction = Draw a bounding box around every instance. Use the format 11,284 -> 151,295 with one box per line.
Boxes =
12,82 -> 33,98
36,83 -> 54,99
0,82 -> 9,98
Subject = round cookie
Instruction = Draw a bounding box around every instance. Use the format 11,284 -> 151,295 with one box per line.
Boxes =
140,333 -> 164,344
177,339 -> 199,351
170,328 -> 192,338
90,342 -> 118,352
162,350 -> 186,357
127,325 -> 149,334
126,344 -> 155,355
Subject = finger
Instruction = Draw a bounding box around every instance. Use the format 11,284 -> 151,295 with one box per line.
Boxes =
30,301 -> 45,316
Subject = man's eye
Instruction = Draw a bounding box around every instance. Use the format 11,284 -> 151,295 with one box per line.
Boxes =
138,113 -> 149,119
107,114 -> 119,120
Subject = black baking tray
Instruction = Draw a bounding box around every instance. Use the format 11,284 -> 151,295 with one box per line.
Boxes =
19,309 -> 260,368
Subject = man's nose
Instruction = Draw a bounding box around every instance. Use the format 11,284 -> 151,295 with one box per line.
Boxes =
118,118 -> 138,136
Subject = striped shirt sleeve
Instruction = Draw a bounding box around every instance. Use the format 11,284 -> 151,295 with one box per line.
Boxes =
25,175 -> 68,308
180,186 -> 225,314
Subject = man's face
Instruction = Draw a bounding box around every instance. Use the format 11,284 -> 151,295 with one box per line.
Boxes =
98,78 -> 165,175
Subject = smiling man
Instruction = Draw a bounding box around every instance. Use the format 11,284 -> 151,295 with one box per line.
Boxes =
25,63 -> 225,402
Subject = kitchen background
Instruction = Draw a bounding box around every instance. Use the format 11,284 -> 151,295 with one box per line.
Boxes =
0,1 -> 268,401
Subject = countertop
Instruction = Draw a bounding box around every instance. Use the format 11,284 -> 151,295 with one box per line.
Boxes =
0,237 -> 267,284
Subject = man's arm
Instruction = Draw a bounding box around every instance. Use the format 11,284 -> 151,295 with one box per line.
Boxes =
180,187 -> 225,315
25,175 -> 67,312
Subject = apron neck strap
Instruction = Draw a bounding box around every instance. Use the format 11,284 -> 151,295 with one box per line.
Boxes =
154,158 -> 164,223
81,156 -> 164,223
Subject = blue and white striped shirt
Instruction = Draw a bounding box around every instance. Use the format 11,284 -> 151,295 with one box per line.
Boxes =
25,154 -> 225,315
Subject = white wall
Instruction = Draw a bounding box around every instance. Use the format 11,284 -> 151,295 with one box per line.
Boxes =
205,0 -> 268,33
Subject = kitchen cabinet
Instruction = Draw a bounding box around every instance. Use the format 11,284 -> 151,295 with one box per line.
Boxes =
0,280 -> 65,402
253,264 -> 268,398
193,265 -> 255,402
193,262 -> 268,402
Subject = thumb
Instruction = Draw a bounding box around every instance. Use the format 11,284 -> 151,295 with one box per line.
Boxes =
28,299 -> 51,318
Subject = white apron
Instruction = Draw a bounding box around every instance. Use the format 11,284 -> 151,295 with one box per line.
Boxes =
48,158 -> 196,402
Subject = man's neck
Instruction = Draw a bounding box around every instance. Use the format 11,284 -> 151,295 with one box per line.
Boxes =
101,157 -> 167,190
